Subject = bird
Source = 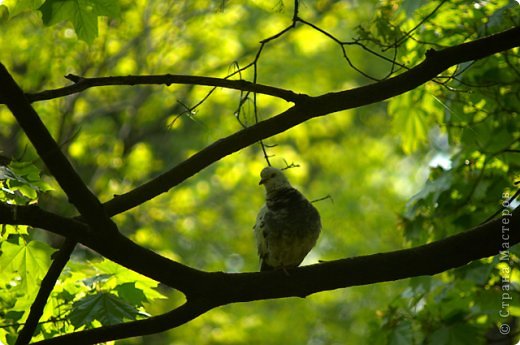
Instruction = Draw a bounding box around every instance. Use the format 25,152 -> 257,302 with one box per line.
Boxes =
253,166 -> 321,271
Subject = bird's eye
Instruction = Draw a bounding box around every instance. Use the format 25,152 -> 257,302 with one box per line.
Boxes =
270,173 -> 276,178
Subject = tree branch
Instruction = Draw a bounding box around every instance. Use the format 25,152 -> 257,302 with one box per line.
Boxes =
22,74 -> 305,104
0,202 -> 205,294
4,203 -> 518,305
15,239 -> 76,345
31,299 -> 213,345
0,203 -> 86,240
207,207 -> 519,303
0,65 -> 120,344
0,64 -> 117,235
102,26 -> 520,216
17,205 -> 520,345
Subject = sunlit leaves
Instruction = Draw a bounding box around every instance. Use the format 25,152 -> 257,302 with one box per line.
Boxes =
90,259 -> 166,302
0,160 -> 53,341
388,88 -> 436,154
39,0 -> 120,43
0,161 -> 52,205
1,225 -> 29,240
0,239 -> 55,295
54,259 -> 163,332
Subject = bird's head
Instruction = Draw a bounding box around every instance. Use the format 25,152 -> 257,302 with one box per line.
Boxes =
259,167 -> 291,192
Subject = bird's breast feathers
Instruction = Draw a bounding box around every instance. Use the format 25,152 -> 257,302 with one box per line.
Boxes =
265,187 -> 321,231
254,187 -> 321,270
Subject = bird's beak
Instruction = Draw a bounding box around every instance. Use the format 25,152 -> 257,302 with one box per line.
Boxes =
259,177 -> 267,185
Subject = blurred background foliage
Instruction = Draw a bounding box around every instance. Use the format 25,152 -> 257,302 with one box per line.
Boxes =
0,0 -> 519,344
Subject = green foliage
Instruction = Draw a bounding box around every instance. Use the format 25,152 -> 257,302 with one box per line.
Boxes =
39,0 -> 120,43
0,161 -> 51,239
0,0 -> 519,344
0,161 -> 52,205
0,238 -> 55,295
377,1 -> 520,343
0,160 -> 163,342
69,291 -> 145,328
1,0 -> 120,42
0,238 -> 55,343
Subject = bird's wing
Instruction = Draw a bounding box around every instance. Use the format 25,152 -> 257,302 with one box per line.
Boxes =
253,205 -> 270,268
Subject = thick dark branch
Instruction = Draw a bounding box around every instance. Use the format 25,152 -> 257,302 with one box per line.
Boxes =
18,205 -> 520,345
0,68 -> 119,343
314,26 -> 520,114
205,207 -> 519,303
23,74 -> 304,103
5,204 -> 518,306
0,203 -> 205,294
103,26 -> 520,216
0,203 -> 86,239
0,64 -> 117,234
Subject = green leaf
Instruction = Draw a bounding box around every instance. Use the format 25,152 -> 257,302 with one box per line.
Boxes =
428,323 -> 484,345
115,282 -> 149,308
0,162 -> 52,204
39,0 -> 120,43
1,224 -> 29,240
388,320 -> 414,345
454,260 -> 494,286
69,292 -> 145,327
404,169 -> 453,220
0,239 -> 55,294
91,259 -> 166,301
82,273 -> 114,287
0,166 -> 17,180
486,127 -> 515,152
389,91 -> 431,154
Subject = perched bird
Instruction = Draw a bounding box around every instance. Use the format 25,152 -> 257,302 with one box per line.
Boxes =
253,166 -> 321,271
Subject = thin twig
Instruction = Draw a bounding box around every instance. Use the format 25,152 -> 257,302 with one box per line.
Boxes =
311,194 -> 334,204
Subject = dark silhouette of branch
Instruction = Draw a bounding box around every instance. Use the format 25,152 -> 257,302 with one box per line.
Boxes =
389,0 -> 449,49
0,202 -> 205,293
102,26 -> 520,217
0,64 -> 119,344
21,74 -> 304,104
0,64 -> 117,235
3,202 -> 518,345
293,0 -> 449,80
